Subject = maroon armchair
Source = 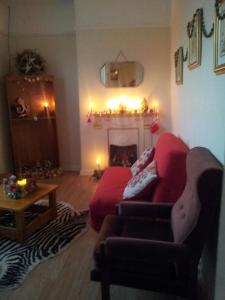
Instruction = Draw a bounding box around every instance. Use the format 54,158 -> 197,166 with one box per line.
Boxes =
91,147 -> 223,300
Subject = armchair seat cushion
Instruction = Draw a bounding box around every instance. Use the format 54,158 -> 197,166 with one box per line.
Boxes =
94,215 -> 173,267
93,215 -> 179,290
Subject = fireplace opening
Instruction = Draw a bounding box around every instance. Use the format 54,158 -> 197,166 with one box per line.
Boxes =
109,144 -> 137,167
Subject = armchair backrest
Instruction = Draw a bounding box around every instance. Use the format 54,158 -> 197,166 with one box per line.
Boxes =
171,147 -> 223,258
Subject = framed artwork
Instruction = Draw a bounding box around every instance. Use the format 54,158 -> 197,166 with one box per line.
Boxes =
214,0 -> 225,74
188,9 -> 202,70
175,47 -> 183,85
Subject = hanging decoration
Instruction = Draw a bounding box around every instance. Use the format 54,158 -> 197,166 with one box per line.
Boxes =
187,8 -> 214,39
174,47 -> 184,84
174,2 -> 225,80
182,48 -> 188,62
200,8 -> 214,38
16,49 -> 46,75
214,0 -> 225,74
215,0 -> 225,20
187,9 -> 202,70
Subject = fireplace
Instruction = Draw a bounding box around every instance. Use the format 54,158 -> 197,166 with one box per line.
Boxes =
107,128 -> 139,167
109,144 -> 137,167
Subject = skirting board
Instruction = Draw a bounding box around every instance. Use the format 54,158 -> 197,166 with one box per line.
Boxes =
61,163 -> 80,172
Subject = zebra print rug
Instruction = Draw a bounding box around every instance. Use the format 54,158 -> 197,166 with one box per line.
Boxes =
0,200 -> 89,291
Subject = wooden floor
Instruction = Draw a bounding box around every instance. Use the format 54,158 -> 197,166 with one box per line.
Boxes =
0,172 -> 176,300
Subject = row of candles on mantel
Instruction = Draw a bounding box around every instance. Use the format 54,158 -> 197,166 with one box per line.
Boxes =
86,97 -> 159,123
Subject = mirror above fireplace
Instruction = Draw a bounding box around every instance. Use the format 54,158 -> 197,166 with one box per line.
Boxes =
100,61 -> 144,88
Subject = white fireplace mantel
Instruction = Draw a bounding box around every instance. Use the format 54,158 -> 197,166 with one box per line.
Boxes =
80,114 -> 159,175
94,115 -> 154,159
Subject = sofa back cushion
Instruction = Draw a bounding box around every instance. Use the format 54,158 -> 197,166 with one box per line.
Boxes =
171,147 -> 222,246
152,133 -> 189,203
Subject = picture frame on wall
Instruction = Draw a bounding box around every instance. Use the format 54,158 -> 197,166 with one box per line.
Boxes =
214,0 -> 225,74
175,47 -> 183,84
188,9 -> 202,70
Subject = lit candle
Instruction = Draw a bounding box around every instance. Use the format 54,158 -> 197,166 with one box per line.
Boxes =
17,178 -> 27,187
43,101 -> 49,114
89,102 -> 94,113
96,159 -> 100,170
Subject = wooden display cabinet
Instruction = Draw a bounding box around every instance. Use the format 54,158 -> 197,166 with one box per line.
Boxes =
5,74 -> 59,172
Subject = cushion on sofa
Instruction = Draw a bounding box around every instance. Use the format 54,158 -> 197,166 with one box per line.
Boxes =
123,160 -> 157,199
130,147 -> 155,176
89,166 -> 132,231
152,133 -> 189,203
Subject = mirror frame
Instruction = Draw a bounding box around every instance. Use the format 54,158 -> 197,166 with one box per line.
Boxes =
99,61 -> 144,88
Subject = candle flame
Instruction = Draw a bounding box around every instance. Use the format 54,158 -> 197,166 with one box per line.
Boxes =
43,102 -> 49,108
17,178 -> 27,186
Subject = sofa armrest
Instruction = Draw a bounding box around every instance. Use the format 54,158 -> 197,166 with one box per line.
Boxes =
102,237 -> 189,263
117,201 -> 173,219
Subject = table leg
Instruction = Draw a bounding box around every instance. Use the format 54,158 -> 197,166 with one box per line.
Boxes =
15,210 -> 25,243
49,190 -> 57,219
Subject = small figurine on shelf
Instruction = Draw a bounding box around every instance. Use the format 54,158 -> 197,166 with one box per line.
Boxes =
12,97 -> 28,118
141,98 -> 148,113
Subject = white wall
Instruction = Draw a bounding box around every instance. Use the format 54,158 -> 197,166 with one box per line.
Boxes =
171,1 -> 225,299
75,0 -> 171,29
75,0 -> 171,173
171,0 -> 225,164
3,0 -> 81,171
0,3 -> 12,173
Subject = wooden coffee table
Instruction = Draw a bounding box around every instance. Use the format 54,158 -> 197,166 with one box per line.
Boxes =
0,183 -> 58,243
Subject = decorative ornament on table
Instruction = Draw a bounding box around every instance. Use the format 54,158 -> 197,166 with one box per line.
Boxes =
16,49 -> 46,75
2,175 -> 37,199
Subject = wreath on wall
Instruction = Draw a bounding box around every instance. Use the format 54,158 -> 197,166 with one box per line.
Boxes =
16,49 -> 46,75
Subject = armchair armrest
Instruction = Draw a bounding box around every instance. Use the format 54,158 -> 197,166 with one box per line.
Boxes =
102,237 -> 188,263
117,201 -> 173,219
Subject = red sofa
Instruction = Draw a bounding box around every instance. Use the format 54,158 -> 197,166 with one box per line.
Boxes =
89,133 -> 189,231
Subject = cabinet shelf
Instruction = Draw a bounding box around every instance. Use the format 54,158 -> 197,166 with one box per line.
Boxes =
11,117 -> 56,122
